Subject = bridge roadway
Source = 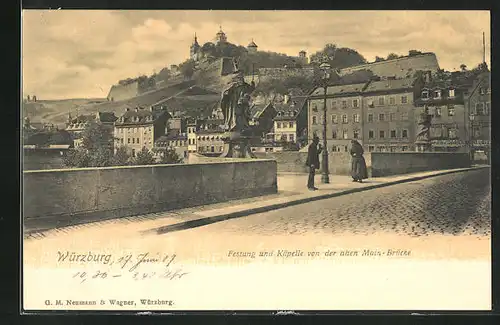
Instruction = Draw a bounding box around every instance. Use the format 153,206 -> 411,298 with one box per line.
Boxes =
24,168 -> 491,264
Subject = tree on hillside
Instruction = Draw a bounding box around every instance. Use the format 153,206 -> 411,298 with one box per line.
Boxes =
80,121 -> 114,151
374,56 -> 385,62
254,78 -> 288,96
386,53 -> 401,60
179,59 -> 196,80
460,64 -> 467,72
152,147 -> 183,164
310,44 -> 367,69
133,147 -> 155,165
157,67 -> 171,83
110,146 -> 131,166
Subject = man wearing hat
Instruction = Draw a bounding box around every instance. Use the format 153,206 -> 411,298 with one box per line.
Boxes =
305,135 -> 322,190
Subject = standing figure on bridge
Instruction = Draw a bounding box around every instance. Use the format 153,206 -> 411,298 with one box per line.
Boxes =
220,71 -> 255,134
306,135 -> 322,190
350,139 -> 368,183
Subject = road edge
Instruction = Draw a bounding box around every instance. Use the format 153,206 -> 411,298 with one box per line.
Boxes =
147,166 -> 490,234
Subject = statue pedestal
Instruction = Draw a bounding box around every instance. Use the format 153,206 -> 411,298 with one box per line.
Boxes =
415,141 -> 432,152
220,131 -> 257,158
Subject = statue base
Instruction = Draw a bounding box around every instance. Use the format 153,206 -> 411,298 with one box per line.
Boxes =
415,141 -> 432,152
220,131 -> 257,158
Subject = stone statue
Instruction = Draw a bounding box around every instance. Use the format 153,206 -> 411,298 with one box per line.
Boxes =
220,71 -> 255,134
415,106 -> 432,142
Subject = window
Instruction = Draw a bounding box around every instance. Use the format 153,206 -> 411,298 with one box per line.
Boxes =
331,115 -> 338,124
401,112 -> 408,120
390,113 -> 396,121
389,97 -> 396,105
332,130 -> 337,139
401,95 -> 408,104
312,103 -> 318,112
342,114 -> 348,123
391,130 -> 397,138
132,138 -> 135,144
449,89 -> 455,98
343,130 -> 348,139
353,114 -> 360,123
353,99 -> 359,108
448,128 -> 458,139
379,130 -> 385,139
435,107 -> 442,117
421,89 -> 429,99
289,134 -> 294,142
137,138 -> 140,144
479,88 -> 486,95
390,147 -> 396,152
211,146 -> 215,152
277,122 -> 282,128
475,103 -> 485,115
342,100 -> 348,109
434,89 -> 441,98
378,97 -> 385,105
353,130 -> 359,139
369,130 -> 374,139
379,113 -> 385,121
312,116 -> 317,124
448,105 -> 455,116
128,138 -> 131,144
402,129 -> 408,138
289,122 -> 294,128
368,145 -> 375,152
368,114 -> 374,122
368,99 -> 375,108
331,101 -> 337,109
131,149 -> 136,157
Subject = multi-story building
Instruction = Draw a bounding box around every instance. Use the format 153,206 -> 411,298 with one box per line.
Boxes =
114,106 -> 171,157
308,83 -> 366,153
249,102 -> 275,139
186,121 -> 199,153
464,68 -> 491,160
65,111 -> 117,148
414,78 -> 468,152
362,77 -> 423,152
153,133 -> 188,162
271,95 -> 308,148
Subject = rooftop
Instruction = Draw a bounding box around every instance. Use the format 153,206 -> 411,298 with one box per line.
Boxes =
363,77 -> 417,93
115,107 -> 170,126
311,83 -> 367,97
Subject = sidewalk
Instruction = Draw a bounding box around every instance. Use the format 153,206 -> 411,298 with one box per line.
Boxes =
25,166 -> 488,238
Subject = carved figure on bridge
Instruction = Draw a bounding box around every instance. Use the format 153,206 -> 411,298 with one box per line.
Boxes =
220,71 -> 255,133
416,106 -> 433,142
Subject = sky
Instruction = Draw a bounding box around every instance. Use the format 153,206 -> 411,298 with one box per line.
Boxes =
22,10 -> 491,100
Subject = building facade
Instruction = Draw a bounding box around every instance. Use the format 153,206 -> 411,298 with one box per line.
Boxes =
153,134 -> 188,162
362,78 -> 422,152
65,111 -> 116,148
308,83 -> 366,153
114,106 -> 171,157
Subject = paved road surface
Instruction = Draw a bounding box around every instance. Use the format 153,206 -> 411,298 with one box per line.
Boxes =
202,168 -> 491,237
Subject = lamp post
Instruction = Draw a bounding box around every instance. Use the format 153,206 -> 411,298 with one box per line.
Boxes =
469,113 -> 475,164
319,61 -> 331,184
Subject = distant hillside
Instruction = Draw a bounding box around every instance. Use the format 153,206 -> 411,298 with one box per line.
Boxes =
22,98 -> 107,127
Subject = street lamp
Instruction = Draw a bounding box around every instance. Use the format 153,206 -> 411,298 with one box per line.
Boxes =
469,113 -> 475,163
319,61 -> 331,184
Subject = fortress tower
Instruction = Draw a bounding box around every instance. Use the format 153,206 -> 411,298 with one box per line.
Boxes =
215,26 -> 227,44
190,33 -> 201,61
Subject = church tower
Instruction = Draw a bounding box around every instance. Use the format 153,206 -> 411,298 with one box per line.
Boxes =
190,33 -> 201,61
215,26 -> 227,44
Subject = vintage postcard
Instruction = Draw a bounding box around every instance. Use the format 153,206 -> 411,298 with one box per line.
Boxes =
22,10 -> 491,311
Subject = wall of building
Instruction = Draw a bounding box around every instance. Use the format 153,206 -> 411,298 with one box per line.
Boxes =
107,82 -> 139,102
257,67 -> 315,80
23,160 -> 277,231
362,91 -> 416,152
308,95 -> 363,152
339,53 -> 440,78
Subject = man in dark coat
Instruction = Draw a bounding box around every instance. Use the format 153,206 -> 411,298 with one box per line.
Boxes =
305,136 -> 322,190
350,140 -> 368,182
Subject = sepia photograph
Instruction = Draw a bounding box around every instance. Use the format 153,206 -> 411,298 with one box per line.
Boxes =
22,10 -> 491,311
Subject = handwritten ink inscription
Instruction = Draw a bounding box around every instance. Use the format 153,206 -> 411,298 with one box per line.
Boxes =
56,251 -> 189,284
